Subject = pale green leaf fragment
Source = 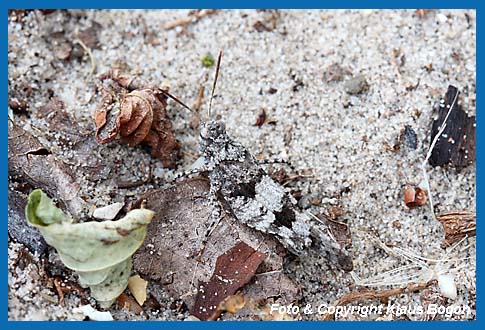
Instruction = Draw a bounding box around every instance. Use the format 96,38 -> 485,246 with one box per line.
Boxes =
79,258 -> 133,308
25,189 -> 155,307
26,189 -> 71,226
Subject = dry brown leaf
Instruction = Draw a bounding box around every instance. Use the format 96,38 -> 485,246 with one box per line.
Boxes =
254,108 -> 267,127
437,211 -> 476,248
132,178 -> 300,320
191,242 -> 266,320
116,293 -> 146,317
128,275 -> 148,306
8,121 -> 86,216
94,70 -> 180,168
37,97 -> 110,182
206,292 -> 247,321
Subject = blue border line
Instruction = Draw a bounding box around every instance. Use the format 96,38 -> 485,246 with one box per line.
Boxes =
3,0 -> 480,328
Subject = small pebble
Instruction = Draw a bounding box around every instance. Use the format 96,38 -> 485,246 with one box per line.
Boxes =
344,75 -> 369,95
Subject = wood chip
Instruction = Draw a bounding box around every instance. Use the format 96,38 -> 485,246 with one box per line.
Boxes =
429,85 -> 475,170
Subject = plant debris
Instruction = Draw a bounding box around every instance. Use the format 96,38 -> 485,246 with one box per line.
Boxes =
322,280 -> 436,320
252,10 -> 279,32
132,178 -> 299,319
314,214 -> 352,249
404,185 -> 427,209
8,189 -> 47,255
53,276 -> 88,306
8,121 -> 87,216
92,202 -> 124,221
25,189 -> 155,307
116,293 -> 146,316
202,53 -> 215,68
254,108 -> 267,127
206,294 -> 246,321
36,97 -> 111,182
164,9 -> 216,30
94,69 -> 181,168
436,211 -> 476,248
191,242 -> 266,320
428,85 -> 475,170
128,275 -> 148,306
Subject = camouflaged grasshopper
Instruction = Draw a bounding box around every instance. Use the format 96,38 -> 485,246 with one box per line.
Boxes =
192,51 -> 353,271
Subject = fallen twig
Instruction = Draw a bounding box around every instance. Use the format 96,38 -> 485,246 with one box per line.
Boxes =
322,280 -> 436,320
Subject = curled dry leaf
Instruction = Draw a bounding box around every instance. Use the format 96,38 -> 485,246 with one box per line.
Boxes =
191,242 -> 266,320
25,189 -> 155,307
94,69 -> 181,168
132,178 -> 300,320
436,211 -> 476,248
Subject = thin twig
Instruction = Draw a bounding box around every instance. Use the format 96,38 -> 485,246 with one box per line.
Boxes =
322,280 -> 436,320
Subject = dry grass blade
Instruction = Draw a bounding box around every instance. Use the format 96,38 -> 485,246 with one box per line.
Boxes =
421,86 -> 459,220
73,38 -> 96,79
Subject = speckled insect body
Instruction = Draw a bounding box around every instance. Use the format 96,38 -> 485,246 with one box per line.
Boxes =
198,120 -> 353,271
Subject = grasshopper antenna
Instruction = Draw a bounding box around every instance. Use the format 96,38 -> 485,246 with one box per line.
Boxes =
158,88 -> 193,112
208,50 -> 222,118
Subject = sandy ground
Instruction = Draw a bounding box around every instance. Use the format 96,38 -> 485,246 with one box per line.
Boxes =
8,9 -> 476,320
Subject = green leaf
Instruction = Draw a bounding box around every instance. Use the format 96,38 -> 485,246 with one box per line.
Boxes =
25,189 -> 70,226
78,258 -> 132,308
25,189 -> 155,307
